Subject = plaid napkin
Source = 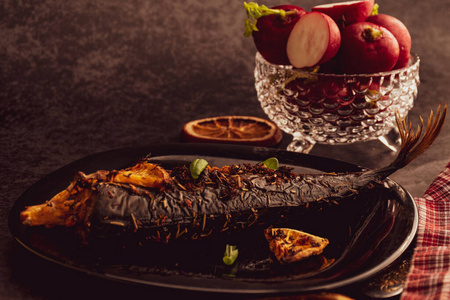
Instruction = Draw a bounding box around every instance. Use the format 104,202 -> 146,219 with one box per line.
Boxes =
401,161 -> 450,299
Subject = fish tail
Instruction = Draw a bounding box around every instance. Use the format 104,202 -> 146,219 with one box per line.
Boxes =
375,104 -> 447,179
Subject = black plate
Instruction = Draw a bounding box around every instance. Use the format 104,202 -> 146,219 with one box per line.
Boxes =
9,143 -> 418,295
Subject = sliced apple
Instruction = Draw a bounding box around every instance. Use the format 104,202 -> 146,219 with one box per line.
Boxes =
286,12 -> 341,69
366,14 -> 411,69
252,5 -> 306,65
244,3 -> 306,65
312,0 -> 375,29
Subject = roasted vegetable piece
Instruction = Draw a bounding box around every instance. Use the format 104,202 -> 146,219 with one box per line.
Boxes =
20,106 -> 447,245
264,227 -> 330,264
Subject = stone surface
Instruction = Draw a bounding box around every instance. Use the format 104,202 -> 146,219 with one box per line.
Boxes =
0,0 -> 448,299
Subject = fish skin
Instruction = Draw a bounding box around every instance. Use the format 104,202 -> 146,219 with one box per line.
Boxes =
86,168 -> 375,243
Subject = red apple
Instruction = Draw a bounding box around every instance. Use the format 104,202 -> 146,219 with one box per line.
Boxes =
337,22 -> 400,74
249,5 -> 306,65
312,0 -> 375,29
366,13 -> 411,69
286,12 -> 341,69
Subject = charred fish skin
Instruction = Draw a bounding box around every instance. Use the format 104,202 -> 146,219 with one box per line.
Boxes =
86,166 -> 378,243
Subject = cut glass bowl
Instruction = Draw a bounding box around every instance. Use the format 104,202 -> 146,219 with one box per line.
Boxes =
254,52 -> 420,153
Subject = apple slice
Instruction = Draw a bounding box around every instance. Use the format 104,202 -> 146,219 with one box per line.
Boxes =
244,3 -> 306,65
366,14 -> 411,69
286,12 -> 341,69
312,0 -> 375,29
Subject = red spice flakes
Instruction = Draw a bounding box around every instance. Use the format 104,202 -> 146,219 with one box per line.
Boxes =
131,213 -> 139,231
156,214 -> 168,226
166,161 -> 296,202
163,232 -> 171,243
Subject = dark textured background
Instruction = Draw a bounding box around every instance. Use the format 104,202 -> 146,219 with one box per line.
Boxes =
1,0 -> 449,299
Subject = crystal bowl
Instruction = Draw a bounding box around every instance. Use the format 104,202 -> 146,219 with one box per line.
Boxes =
254,52 -> 420,153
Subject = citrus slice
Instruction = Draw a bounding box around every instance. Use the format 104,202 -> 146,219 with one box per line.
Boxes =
264,227 -> 331,265
182,116 -> 282,147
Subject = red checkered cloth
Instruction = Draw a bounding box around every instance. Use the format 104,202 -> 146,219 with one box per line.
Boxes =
401,161 -> 450,299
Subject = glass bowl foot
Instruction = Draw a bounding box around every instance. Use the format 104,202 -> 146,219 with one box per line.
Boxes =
287,134 -> 316,153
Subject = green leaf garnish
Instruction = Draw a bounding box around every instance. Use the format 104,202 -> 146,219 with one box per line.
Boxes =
262,157 -> 279,170
189,159 -> 209,179
370,3 -> 379,16
223,244 -> 239,265
243,2 -> 293,37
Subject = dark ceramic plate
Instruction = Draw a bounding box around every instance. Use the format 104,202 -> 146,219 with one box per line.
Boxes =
9,143 -> 418,296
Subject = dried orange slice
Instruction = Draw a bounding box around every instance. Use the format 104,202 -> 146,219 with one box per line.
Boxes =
182,116 -> 282,147
264,228 -> 331,265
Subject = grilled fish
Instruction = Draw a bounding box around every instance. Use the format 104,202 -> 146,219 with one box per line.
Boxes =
20,106 -> 447,244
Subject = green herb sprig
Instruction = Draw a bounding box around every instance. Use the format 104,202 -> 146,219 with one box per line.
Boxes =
261,157 -> 279,170
223,244 -> 239,265
189,158 -> 209,179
